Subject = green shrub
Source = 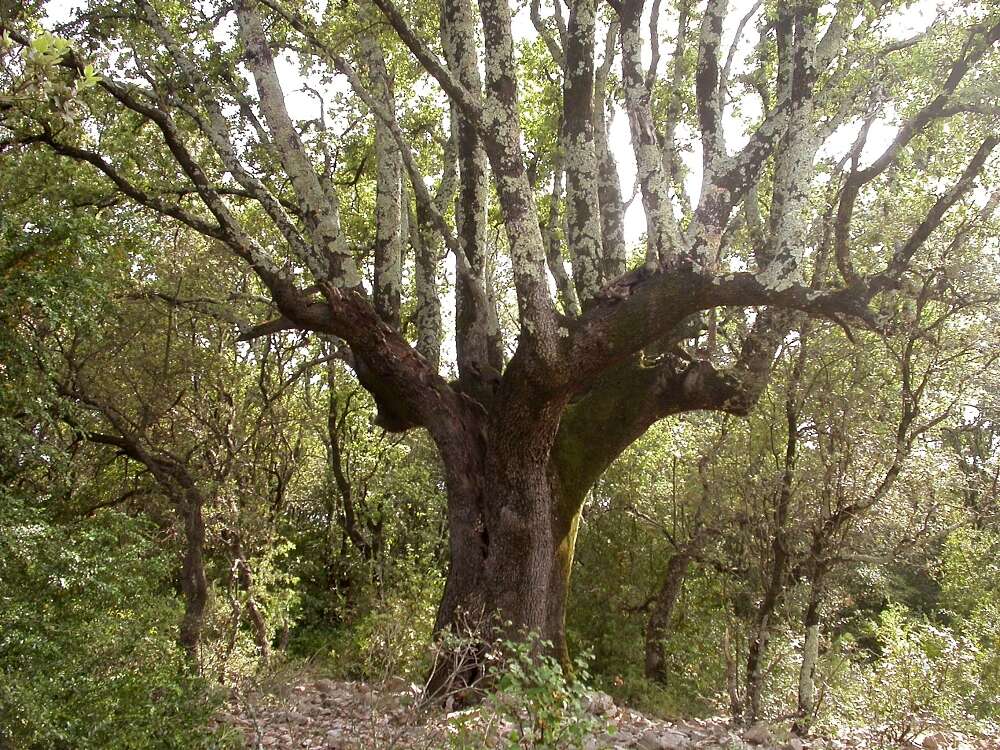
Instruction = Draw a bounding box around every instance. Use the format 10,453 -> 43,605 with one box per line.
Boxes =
0,501 -> 234,749
288,560 -> 443,682
939,527 -> 1000,719
827,606 -> 984,745
448,636 -> 605,750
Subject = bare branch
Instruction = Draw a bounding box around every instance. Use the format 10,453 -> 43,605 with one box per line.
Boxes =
368,0 -> 483,123
236,0 -> 361,286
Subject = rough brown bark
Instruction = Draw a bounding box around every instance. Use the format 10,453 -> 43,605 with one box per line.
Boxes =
178,492 -> 209,664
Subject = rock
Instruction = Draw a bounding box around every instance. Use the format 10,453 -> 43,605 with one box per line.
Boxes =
745,724 -> 774,746
922,735 -> 942,750
614,733 -> 635,748
638,729 -> 690,750
661,730 -> 691,749
785,738 -> 806,750
384,675 -> 410,693
587,691 -> 617,716
313,679 -> 337,695
375,694 -> 402,712
323,729 -> 349,749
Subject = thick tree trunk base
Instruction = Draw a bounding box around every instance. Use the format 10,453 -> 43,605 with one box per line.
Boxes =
425,496 -> 581,698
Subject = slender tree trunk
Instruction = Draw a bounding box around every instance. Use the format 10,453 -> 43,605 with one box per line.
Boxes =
794,562 -> 826,732
744,327 -> 808,724
744,551 -> 785,724
150,458 -> 212,667
229,531 -> 271,662
593,22 -> 626,277
178,496 -> 209,665
78,415 -> 214,668
745,408 -> 797,718
644,552 -> 692,682
724,625 -> 744,720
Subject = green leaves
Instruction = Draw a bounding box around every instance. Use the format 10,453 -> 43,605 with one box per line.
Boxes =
0,501 -> 232,749
446,634 -> 605,750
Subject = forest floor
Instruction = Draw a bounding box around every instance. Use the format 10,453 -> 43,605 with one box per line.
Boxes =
215,676 -> 999,750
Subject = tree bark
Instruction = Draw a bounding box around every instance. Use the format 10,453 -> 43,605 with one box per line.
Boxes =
561,0 -> 604,305
178,492 -> 209,664
644,552 -> 692,683
426,377 -> 581,690
794,563 -> 825,732
428,459 -> 583,688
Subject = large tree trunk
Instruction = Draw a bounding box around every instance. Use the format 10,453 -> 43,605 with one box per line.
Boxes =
427,350 -> 782,695
429,474 -> 583,690
427,381 -> 582,692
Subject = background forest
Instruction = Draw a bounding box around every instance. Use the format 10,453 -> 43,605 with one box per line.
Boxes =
2,0 -> 1000,748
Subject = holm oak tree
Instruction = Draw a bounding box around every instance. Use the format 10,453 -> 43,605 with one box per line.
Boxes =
3,0 -> 999,688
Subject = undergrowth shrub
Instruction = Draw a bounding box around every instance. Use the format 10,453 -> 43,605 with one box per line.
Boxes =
825,606 -> 985,745
0,503 -> 236,749
447,635 -> 605,750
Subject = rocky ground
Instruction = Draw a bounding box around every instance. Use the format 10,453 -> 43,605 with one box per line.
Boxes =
216,677 -> 999,750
